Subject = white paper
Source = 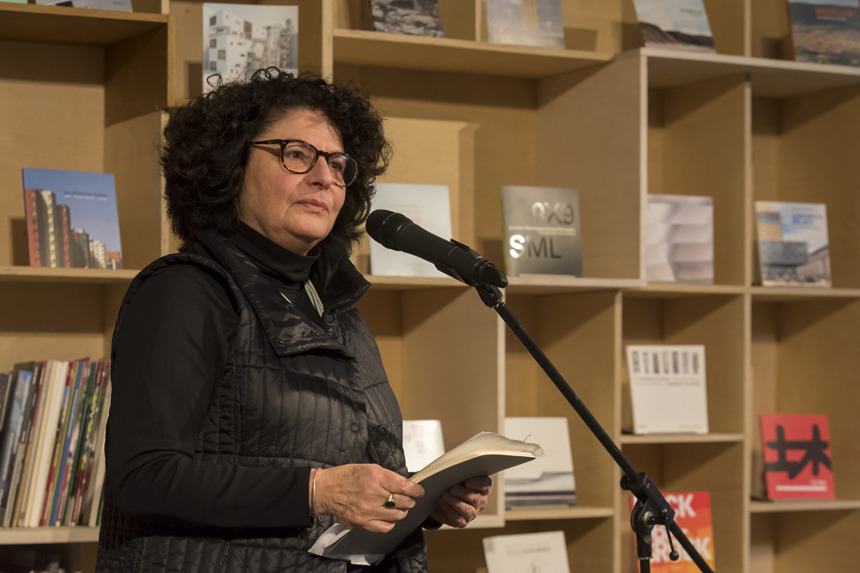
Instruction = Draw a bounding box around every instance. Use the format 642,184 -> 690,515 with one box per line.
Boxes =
626,345 -> 709,434
483,531 -> 571,573
369,183 -> 452,278
646,195 -> 713,284
402,420 -> 445,473
504,417 -> 575,508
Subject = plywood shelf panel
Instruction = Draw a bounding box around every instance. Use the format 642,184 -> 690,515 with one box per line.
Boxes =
334,29 -> 610,79
632,284 -> 747,298
620,432 -> 745,445
0,4 -> 167,46
504,276 -> 642,295
750,286 -> 860,301
0,526 -> 100,545
0,266 -> 137,284
750,500 -> 860,514
505,506 -> 614,521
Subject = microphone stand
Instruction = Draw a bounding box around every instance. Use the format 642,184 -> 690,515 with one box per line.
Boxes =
433,253 -> 715,573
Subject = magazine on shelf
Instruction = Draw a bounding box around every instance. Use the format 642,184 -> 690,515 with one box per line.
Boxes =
22,168 -> 123,270
754,201 -> 831,287
202,4 -> 298,92
483,531 -> 570,573
628,491 -> 716,572
501,185 -> 582,277
401,420 -> 445,473
310,432 -> 539,564
625,345 -> 709,435
369,183 -> 453,278
504,417 -> 575,509
645,194 -> 714,284
35,0 -> 131,10
485,0 -> 564,49
786,0 -> 860,66
370,0 -> 444,37
0,368 -> 33,521
758,414 -> 835,500
631,0 -> 716,52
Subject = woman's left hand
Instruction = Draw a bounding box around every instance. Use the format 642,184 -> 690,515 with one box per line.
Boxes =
429,476 -> 492,528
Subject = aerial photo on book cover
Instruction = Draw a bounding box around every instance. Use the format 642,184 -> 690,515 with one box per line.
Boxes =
371,0 -> 444,37
631,0 -> 716,52
629,492 -> 716,572
755,201 -> 830,287
203,4 -> 298,92
22,169 -> 123,270
787,0 -> 860,66
486,0 -> 564,49
759,414 -> 835,500
501,186 -> 582,277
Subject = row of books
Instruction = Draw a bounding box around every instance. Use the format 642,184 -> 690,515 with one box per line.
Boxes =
0,359 -> 111,529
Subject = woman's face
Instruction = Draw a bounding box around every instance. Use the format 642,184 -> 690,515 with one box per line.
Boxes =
238,108 -> 346,255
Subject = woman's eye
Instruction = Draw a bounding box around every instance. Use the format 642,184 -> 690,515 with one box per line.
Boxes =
329,160 -> 345,173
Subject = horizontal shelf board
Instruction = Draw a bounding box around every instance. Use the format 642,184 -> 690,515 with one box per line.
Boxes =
504,275 -> 643,295
365,275 -> 468,290
334,29 -> 610,79
640,48 -> 860,98
628,283 -> 747,298
505,506 -> 614,521
750,499 -> 860,514
0,526 -> 100,544
0,4 -> 168,46
620,432 -> 745,445
0,266 -> 138,283
750,286 -> 860,301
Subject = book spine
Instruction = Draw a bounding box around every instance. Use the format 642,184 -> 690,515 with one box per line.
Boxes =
0,371 -> 32,520
39,361 -> 76,527
50,359 -> 88,526
29,361 -> 68,528
6,363 -> 45,528
72,360 -> 105,525
86,379 -> 111,527
62,361 -> 98,525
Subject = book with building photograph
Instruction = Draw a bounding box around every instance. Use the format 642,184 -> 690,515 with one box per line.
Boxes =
501,185 -> 582,277
202,4 -> 298,93
755,201 -> 831,287
786,0 -> 860,66
371,0 -> 444,37
646,194 -> 714,284
486,0 -> 564,49
22,169 -> 123,270
631,0 -> 716,52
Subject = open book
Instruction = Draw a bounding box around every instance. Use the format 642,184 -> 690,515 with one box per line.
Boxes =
310,432 -> 539,562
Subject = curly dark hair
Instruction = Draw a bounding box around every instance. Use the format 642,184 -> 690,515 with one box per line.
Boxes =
162,68 -> 390,254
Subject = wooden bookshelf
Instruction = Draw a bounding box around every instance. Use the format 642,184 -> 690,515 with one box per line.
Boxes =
2,1 -> 859,571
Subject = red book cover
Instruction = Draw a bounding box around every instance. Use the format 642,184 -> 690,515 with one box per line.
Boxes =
629,492 -> 716,572
760,414 -> 834,500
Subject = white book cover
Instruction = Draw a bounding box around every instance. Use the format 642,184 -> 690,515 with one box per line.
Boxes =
401,420 -> 445,473
202,4 -> 298,93
626,345 -> 709,435
504,417 -> 575,509
369,183 -> 452,278
486,0 -> 565,49
483,531 -> 571,573
645,194 -> 714,284
755,201 -> 830,287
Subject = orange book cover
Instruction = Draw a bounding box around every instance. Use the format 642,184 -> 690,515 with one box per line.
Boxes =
629,491 -> 716,572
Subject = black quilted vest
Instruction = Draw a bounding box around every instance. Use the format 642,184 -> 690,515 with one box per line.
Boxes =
96,232 -> 428,573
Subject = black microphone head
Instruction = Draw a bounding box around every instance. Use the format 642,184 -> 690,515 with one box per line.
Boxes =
366,209 -> 412,251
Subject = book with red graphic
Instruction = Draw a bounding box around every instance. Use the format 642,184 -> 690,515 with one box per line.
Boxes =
628,491 -> 716,572
759,414 -> 834,500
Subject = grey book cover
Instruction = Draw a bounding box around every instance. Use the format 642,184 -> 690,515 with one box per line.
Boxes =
501,186 -> 582,277
371,0 -> 444,37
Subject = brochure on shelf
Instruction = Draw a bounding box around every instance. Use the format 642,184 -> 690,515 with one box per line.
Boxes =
754,201 -> 831,287
22,169 -> 123,270
628,491 -> 716,572
483,530 -> 570,573
501,185 -> 582,277
369,183 -> 453,278
485,0 -> 564,49
310,432 -> 539,564
202,4 -> 298,93
401,420 -> 445,473
786,0 -> 860,67
370,0 -> 444,37
503,417 -> 575,509
631,0 -> 715,52
625,345 -> 709,435
758,414 -> 835,501
645,194 -> 714,284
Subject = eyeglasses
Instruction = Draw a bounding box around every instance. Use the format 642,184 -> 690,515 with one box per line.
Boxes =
251,139 -> 358,188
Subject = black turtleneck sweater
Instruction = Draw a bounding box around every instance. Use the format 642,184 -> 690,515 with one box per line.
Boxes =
108,224 -> 325,530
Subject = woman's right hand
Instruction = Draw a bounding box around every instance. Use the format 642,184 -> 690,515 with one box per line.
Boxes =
312,465 -> 425,532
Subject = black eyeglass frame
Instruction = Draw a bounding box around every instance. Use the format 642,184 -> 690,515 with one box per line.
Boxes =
251,139 -> 358,188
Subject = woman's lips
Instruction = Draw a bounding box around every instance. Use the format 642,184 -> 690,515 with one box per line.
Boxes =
298,199 -> 327,211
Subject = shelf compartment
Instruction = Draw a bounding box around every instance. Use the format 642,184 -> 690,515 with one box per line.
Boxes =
620,441 -> 745,573
0,526 -> 100,545
751,499 -> 860,514
750,510 -> 860,572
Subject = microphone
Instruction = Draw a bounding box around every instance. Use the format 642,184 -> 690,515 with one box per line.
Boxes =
366,210 -> 508,288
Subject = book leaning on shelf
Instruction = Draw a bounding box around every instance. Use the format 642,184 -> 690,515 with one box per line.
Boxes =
485,0 -> 564,49
630,0 -> 716,52
786,0 -> 860,67
504,417 -> 575,509
0,359 -> 111,528
754,201 -> 831,287
370,0 -> 444,37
